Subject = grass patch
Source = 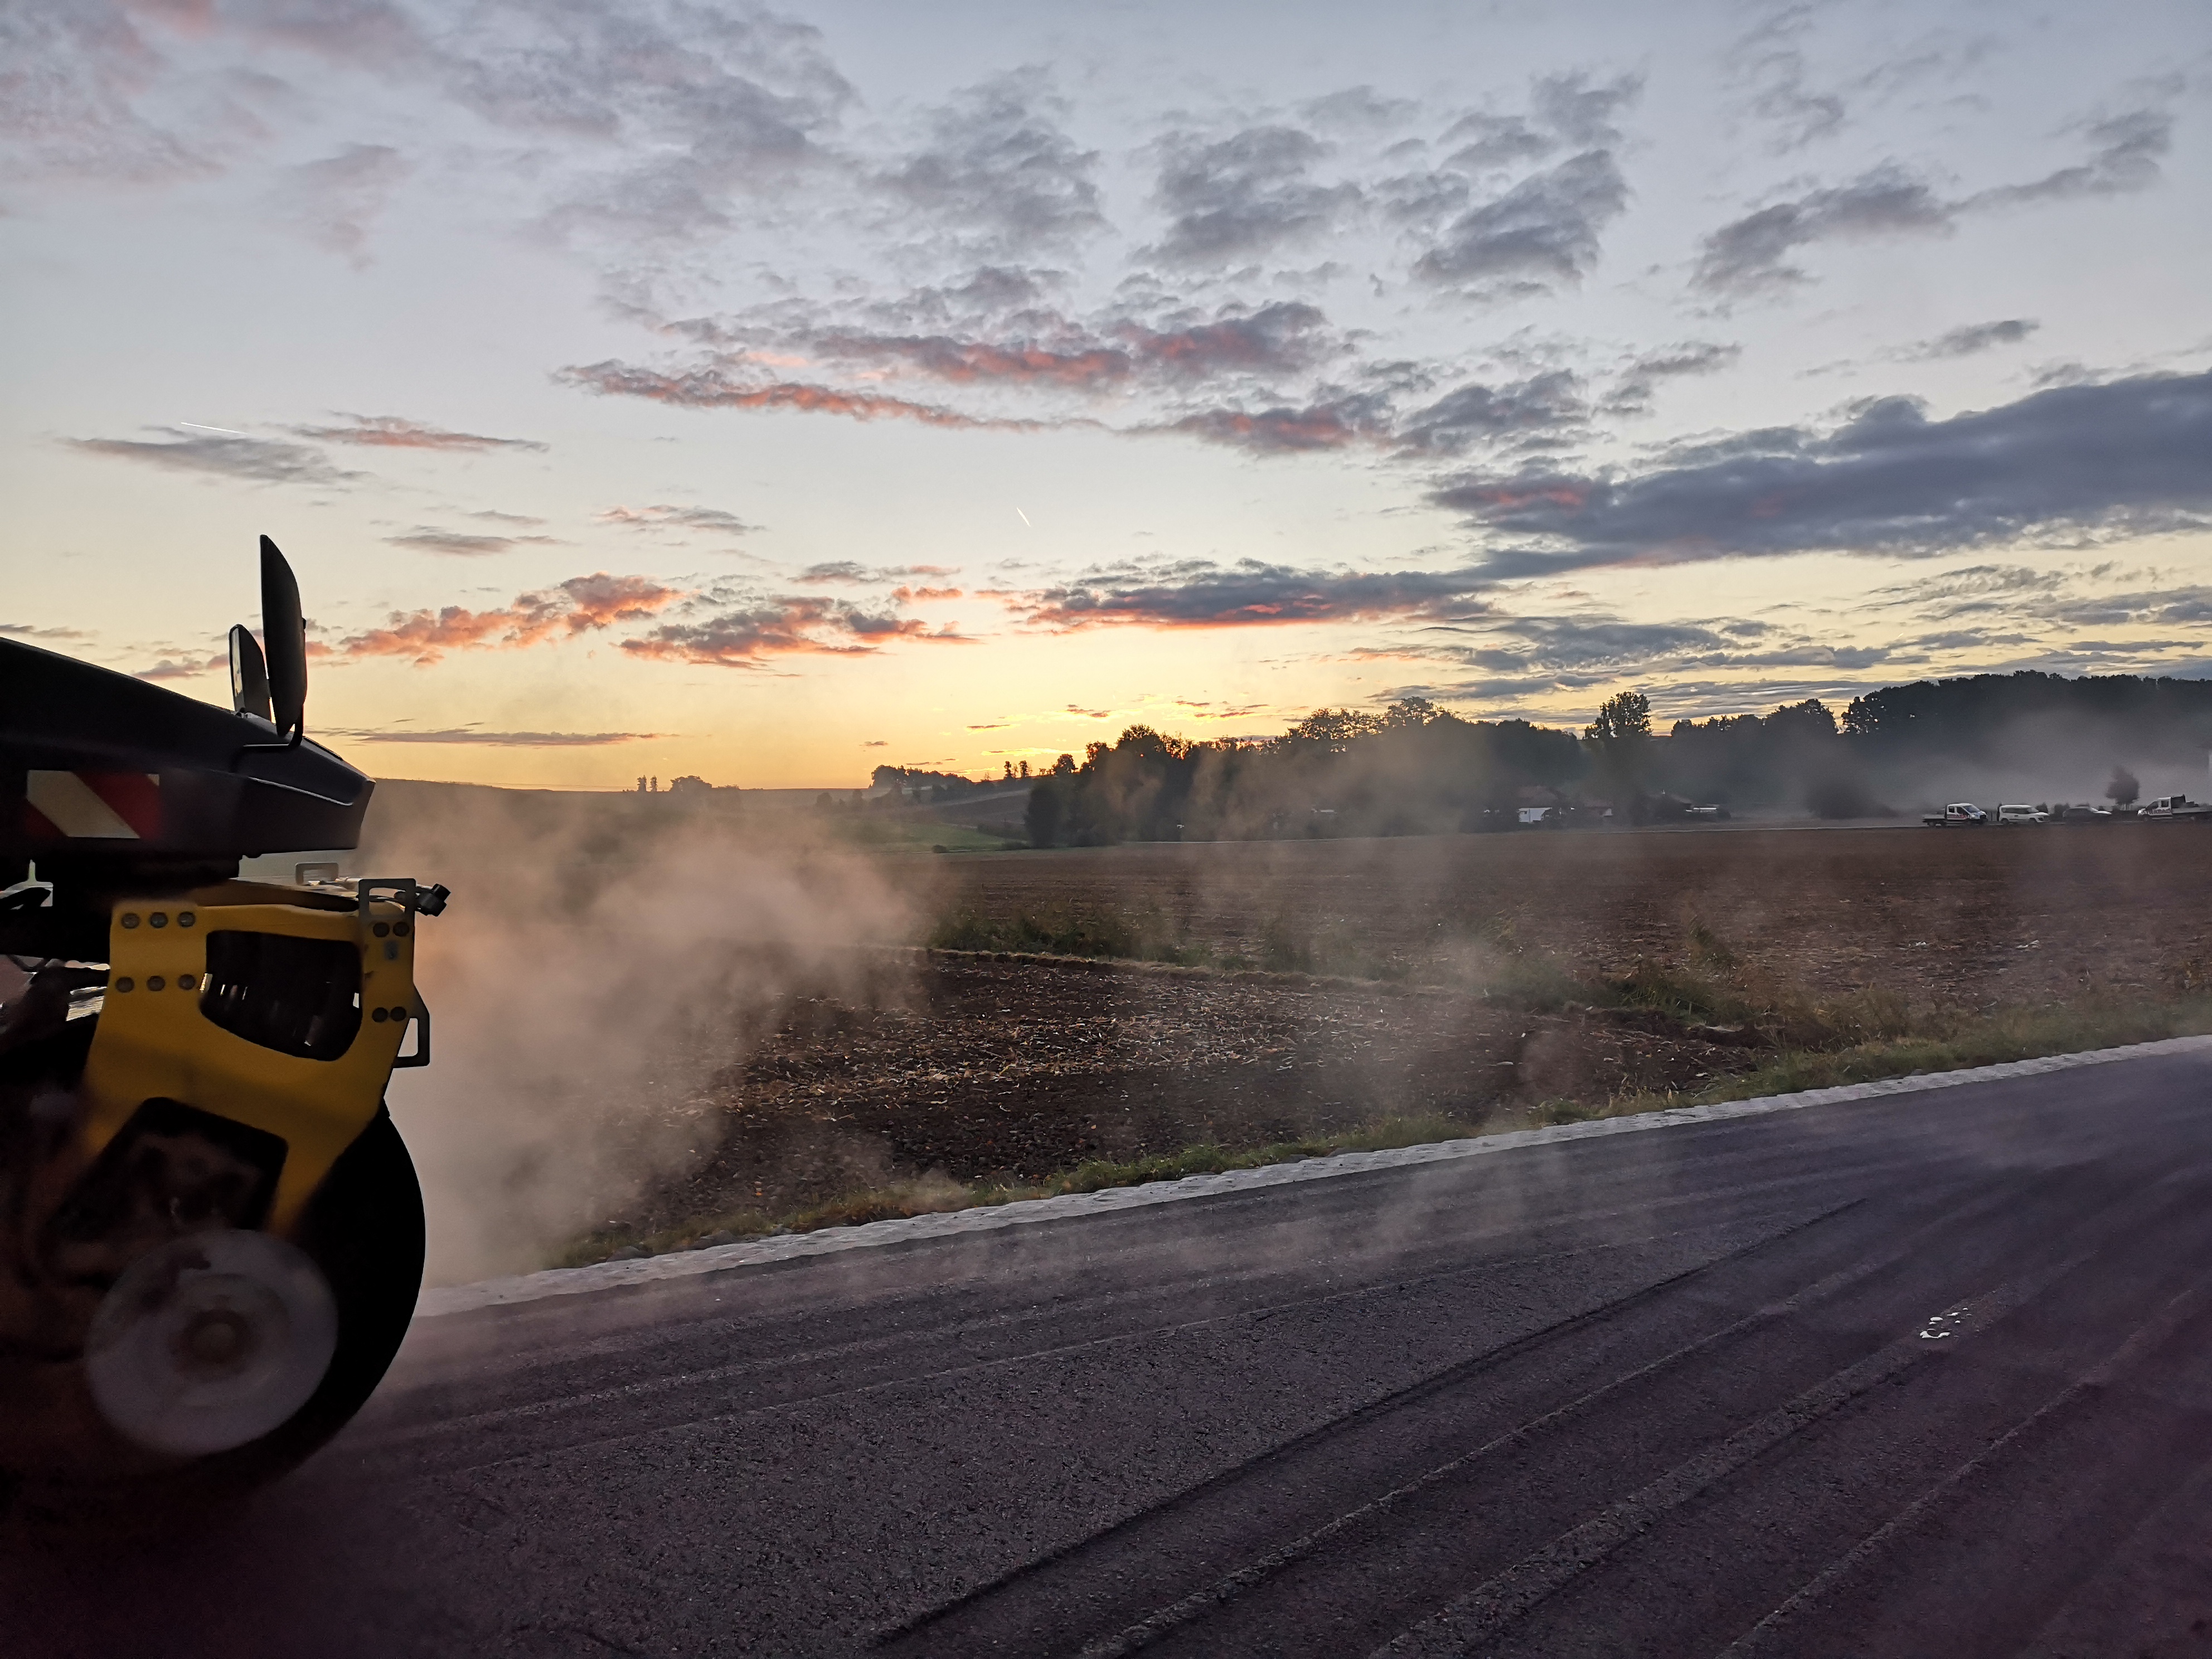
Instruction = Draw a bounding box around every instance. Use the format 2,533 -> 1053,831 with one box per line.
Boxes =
550,1114 -> 1481,1269
1590,994 -> 2212,1122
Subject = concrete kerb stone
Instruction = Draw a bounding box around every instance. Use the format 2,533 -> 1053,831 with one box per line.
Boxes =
415,1033 -> 2212,1319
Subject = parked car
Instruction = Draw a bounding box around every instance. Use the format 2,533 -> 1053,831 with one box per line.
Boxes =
1996,804 -> 2049,824
1923,803 -> 1987,826
2137,794 -> 2212,821
2050,804 -> 2112,822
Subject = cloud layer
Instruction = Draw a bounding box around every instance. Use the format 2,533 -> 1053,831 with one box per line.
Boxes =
1012,559 -> 1493,629
1437,370 -> 2212,574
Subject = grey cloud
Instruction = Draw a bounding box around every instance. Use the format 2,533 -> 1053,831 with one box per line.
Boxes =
1432,70 -> 1639,172
2030,361 -> 2099,390
134,655 -> 226,682
1163,393 -> 1390,454
1412,149 -> 1628,292
882,70 -> 1104,251
1972,110 -> 2171,208
64,429 -> 359,487
1871,563 -> 2068,618
1905,318 -> 2039,360
219,0 -> 428,71
1726,4 -> 1847,152
1531,71 -> 1642,148
506,5 -> 854,244
269,143 -> 410,265
1015,559 -> 1493,627
793,561 -> 870,585
2036,585 -> 2212,628
1692,164 -> 1951,295
1605,341 -> 1742,416
622,594 -> 963,665
1129,301 -> 1341,380
1148,125 -> 1360,267
792,561 -> 957,585
1396,371 -> 1586,455
0,5 -> 208,181
748,296 -> 1345,395
846,265 -> 1069,334
598,504 -> 754,538
1299,86 -> 1419,130
1434,113 -> 1553,173
1405,612 -> 1898,689
1696,110 -> 2174,297
1434,369 -> 2212,575
450,3 -> 850,142
385,527 -> 559,556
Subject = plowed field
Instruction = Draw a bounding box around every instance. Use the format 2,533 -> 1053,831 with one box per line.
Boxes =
631,824 -> 2212,1232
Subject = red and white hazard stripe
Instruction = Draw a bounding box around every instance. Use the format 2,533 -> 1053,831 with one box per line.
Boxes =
23,772 -> 162,841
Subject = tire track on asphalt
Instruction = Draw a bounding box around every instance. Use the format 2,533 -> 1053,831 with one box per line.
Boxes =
880,1196 -> 1895,1651
972,1177 -> 2056,1659
1716,1272 -> 2212,1656
345,1195 -> 1830,1476
904,1163 -> 2182,1658
1364,1254 -> 2082,1659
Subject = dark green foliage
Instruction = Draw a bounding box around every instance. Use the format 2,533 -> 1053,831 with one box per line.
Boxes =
1841,671 -> 2212,756
1020,701 -> 1588,845
1012,668 -> 2212,844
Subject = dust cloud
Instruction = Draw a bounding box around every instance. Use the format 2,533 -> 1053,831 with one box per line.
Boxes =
352,783 -> 930,1284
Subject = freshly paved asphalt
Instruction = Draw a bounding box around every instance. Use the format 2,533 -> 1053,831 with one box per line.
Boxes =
13,1052 -> 2212,1657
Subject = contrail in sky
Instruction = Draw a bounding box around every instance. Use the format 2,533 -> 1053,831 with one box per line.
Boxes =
1015,507 -> 1032,527
178,421 -> 249,436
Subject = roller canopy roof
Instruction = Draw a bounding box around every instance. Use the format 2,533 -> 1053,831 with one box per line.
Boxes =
0,637 -> 371,863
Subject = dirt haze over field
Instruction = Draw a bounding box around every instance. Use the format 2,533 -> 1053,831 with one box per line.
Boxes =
350,785 -> 2212,1265
598,821 -> 2212,1248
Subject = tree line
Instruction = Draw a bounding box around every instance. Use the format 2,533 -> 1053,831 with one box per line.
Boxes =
1016,670 -> 2212,847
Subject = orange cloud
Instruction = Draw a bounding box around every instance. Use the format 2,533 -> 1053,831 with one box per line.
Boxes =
332,573 -> 682,664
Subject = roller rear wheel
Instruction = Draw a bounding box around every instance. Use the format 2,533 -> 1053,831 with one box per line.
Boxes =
7,1107 -> 425,1535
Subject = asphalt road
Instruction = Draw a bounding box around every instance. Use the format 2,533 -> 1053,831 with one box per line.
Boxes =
14,1052 -> 2212,1657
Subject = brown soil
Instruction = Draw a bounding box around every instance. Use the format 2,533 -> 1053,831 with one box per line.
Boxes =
639,953 -> 1762,1234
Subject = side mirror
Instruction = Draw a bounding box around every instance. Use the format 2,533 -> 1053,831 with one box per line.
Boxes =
229,623 -> 271,720
260,535 -> 308,740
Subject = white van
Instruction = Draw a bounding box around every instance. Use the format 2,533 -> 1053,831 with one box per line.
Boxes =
1996,804 -> 2049,824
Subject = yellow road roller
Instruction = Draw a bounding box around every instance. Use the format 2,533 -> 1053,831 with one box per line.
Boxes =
0,538 -> 445,1530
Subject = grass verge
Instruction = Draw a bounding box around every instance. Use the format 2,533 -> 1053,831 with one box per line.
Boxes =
549,1114 -> 1477,1269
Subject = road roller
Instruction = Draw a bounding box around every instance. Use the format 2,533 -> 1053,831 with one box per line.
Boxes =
0,537 -> 445,1531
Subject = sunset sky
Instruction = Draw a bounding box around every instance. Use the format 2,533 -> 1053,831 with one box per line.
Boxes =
4,0 -> 2209,788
